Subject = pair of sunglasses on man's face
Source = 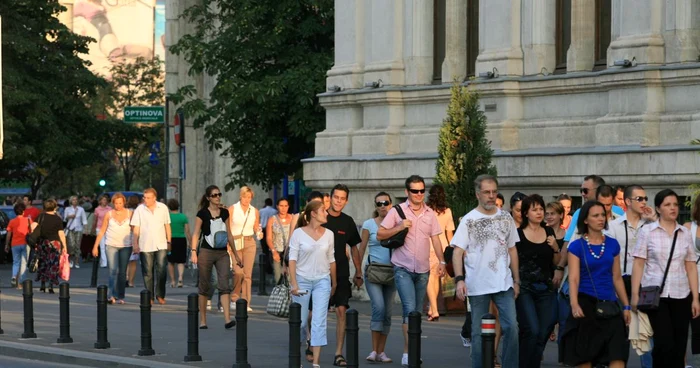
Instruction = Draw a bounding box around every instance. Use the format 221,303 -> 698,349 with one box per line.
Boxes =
408,188 -> 426,194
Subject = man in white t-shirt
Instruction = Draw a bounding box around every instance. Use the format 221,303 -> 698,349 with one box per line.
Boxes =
451,174 -> 520,368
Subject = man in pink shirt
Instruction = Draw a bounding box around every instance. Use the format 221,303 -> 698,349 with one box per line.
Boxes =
377,175 -> 446,366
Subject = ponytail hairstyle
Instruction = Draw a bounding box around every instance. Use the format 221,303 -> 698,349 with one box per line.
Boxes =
199,185 -> 220,210
297,200 -> 325,228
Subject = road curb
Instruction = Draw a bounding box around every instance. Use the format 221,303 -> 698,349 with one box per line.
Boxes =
0,339 -> 194,368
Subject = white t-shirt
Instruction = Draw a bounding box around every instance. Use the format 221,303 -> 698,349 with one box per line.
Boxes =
288,228 -> 335,281
451,208 -> 519,296
130,203 -> 171,252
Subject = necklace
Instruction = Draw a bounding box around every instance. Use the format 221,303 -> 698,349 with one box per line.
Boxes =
584,234 -> 606,259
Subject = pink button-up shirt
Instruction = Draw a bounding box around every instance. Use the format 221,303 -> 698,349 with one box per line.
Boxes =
381,201 -> 442,274
632,221 -> 695,299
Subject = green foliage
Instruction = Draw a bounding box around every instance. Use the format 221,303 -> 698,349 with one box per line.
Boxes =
435,83 -> 497,220
169,0 -> 333,190
0,0 -> 107,196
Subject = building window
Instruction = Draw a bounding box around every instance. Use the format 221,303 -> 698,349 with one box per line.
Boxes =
433,0 -> 446,82
594,0 -> 612,70
466,0 -> 479,77
555,0 -> 572,73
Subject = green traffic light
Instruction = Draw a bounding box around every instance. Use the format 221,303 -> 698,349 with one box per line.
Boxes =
99,179 -> 106,187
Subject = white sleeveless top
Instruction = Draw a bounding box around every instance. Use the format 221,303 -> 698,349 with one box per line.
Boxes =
105,210 -> 132,247
229,202 -> 256,236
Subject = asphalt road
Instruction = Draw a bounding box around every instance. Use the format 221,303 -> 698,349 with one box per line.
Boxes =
0,356 -> 95,368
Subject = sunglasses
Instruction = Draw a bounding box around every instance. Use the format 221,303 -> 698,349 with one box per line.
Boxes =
209,193 -> 222,198
631,196 -> 648,202
408,189 -> 426,194
375,200 -> 391,207
579,188 -> 590,195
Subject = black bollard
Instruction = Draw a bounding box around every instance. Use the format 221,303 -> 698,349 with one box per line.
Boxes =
94,285 -> 110,349
138,290 -> 155,356
346,309 -> 359,368
288,303 -> 301,368
0,287 -> 4,335
21,280 -> 36,339
257,254 -> 268,296
57,283 -> 72,343
184,293 -> 202,362
232,299 -> 251,368
481,313 -> 496,368
90,247 -> 99,288
407,311 -> 422,368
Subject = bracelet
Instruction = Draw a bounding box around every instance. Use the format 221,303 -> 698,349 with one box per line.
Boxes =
555,266 -> 565,271
455,275 -> 465,283
623,305 -> 631,311
440,261 -> 447,265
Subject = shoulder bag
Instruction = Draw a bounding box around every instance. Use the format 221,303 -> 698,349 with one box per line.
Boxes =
638,229 -> 680,312
380,205 -> 409,249
582,237 -> 620,319
366,253 -> 394,285
26,214 -> 44,248
232,206 -> 251,251
26,216 -> 41,273
266,273 -> 291,318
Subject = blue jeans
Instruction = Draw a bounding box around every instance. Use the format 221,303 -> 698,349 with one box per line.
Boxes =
516,283 -> 557,368
393,266 -> 429,323
106,245 -> 132,299
364,269 -> 396,334
640,338 -> 653,368
470,288 -> 519,368
292,275 -> 331,347
140,250 -> 168,300
11,245 -> 28,283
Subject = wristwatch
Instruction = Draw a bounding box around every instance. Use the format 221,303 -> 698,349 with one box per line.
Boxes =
455,275 -> 465,283
440,261 -> 447,265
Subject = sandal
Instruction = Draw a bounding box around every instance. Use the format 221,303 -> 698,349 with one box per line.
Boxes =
305,347 -> 314,362
107,297 -> 116,305
333,355 -> 347,367
178,280 -> 183,288
116,299 -> 125,305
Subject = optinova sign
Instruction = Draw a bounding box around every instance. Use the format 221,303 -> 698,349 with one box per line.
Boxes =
124,106 -> 165,123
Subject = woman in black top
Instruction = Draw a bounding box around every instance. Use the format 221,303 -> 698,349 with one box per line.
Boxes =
190,185 -> 239,329
515,194 -> 561,368
34,199 -> 67,293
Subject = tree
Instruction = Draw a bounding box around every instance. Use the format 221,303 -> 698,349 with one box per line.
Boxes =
0,0 -> 106,196
169,0 -> 333,190
435,83 -> 497,220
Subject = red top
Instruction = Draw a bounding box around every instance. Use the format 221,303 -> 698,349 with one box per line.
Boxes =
24,207 -> 41,222
7,216 -> 32,247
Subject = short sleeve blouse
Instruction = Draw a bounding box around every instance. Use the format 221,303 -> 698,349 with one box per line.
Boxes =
197,208 -> 230,250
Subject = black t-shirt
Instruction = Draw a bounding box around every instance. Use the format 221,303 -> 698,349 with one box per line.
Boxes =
516,227 -> 556,289
323,211 -> 361,277
196,207 -> 230,250
39,213 -> 64,242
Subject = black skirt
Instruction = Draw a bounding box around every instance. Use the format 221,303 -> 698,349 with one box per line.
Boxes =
167,237 -> 187,264
560,292 -> 629,366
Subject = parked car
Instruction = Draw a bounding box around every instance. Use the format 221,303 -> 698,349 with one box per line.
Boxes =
0,206 -> 15,264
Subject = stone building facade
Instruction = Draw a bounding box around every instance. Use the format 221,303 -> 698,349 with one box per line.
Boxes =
303,0 -> 700,220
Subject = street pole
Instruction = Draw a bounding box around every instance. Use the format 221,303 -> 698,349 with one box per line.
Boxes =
0,15 -> 4,160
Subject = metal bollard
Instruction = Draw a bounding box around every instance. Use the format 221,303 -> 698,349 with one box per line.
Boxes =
138,290 -> 155,356
94,285 -> 110,349
57,283 -> 72,343
346,309 -> 359,368
407,311 -> 422,368
232,299 -> 251,368
481,313 -> 496,368
0,287 -> 4,335
184,293 -> 202,362
21,280 -> 36,338
288,303 -> 301,368
90,247 -> 99,288
257,254 -> 268,296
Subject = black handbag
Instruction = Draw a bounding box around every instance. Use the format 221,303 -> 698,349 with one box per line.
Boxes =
638,229 -> 680,312
582,237 -> 620,319
380,205 -> 408,249
27,247 -> 39,273
25,214 -> 44,248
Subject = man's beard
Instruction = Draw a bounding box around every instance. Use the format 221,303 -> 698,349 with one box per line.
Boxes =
481,202 -> 496,211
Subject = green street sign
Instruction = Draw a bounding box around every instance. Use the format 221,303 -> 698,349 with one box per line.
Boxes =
124,106 -> 165,123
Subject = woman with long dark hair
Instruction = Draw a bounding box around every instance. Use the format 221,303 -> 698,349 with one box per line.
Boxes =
426,185 -> 454,321
190,185 -> 238,329
265,197 -> 297,283
632,189 -> 700,367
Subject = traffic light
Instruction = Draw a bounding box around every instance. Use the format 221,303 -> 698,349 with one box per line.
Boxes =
99,179 -> 106,187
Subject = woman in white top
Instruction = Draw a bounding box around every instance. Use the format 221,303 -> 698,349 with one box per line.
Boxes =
265,197 -> 297,284
92,193 -> 133,304
228,186 -> 262,311
289,200 -> 336,368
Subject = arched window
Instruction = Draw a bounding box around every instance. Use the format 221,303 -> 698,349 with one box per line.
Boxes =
595,0 -> 612,70
555,0 -> 572,73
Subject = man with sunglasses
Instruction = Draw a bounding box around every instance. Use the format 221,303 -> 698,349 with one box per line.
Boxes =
377,175 -> 446,367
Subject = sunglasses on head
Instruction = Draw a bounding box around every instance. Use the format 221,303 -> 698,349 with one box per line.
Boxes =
631,196 -> 648,202
375,200 -> 391,207
408,189 -> 426,194
209,193 -> 222,198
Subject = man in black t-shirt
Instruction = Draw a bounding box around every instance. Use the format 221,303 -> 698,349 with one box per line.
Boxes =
323,184 -> 361,367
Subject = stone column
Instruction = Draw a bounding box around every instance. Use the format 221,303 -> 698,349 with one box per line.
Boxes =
441,0 -> 467,82
363,0 -> 405,85
475,0 -> 524,76
326,0 -> 365,89
522,0 -> 556,75
668,0 -> 700,63
608,0 -> 665,66
404,0 -> 434,84
567,0 -> 595,72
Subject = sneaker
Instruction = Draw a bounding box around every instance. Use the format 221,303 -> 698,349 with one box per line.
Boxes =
247,307 -> 253,313
69,261 -> 74,268
75,264 -> 80,269
206,300 -> 212,311
366,351 -> 377,362
377,352 -> 392,363
460,333 -> 471,347
10,278 -> 16,288
401,353 -> 408,367
230,302 -> 236,310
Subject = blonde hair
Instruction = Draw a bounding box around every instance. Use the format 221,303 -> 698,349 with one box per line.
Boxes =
240,186 -> 254,198
111,192 -> 126,206
546,201 -> 564,215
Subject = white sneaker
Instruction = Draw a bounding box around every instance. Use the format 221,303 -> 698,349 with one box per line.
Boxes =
366,351 -> 377,362
206,300 -> 212,311
69,261 -> 74,268
74,264 -> 80,269
460,333 -> 471,347
401,353 -> 408,367
377,352 -> 392,363
230,302 -> 236,310
247,307 -> 253,312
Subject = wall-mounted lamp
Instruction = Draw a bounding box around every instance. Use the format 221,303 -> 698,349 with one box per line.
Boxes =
327,85 -> 342,92
364,79 -> 383,88
478,67 -> 499,79
613,57 -> 636,67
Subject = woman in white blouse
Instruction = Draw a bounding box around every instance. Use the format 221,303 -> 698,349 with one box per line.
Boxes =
289,200 -> 336,368
228,186 -> 261,311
